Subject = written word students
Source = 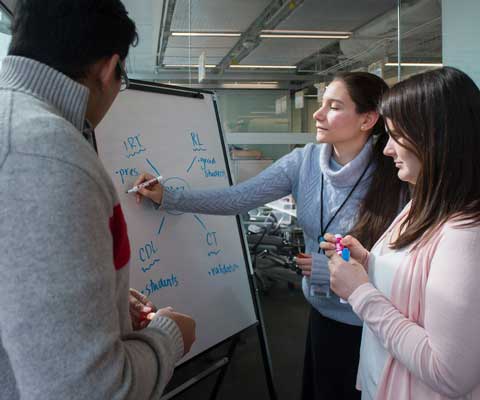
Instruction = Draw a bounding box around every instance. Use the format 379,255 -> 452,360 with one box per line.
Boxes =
323,67 -> 480,400
134,72 -> 409,399
0,1 -> 195,399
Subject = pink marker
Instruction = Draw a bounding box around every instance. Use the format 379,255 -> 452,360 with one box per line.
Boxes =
335,234 -> 344,255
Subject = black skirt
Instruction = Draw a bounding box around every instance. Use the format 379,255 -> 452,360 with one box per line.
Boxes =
301,306 -> 362,400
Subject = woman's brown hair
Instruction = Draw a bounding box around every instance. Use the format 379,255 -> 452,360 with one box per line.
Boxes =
335,72 -> 409,250
380,67 -> 480,249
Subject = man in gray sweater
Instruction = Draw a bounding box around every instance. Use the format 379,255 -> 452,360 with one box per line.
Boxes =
0,1 -> 196,399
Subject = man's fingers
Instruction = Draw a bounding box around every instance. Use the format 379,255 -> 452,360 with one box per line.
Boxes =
130,289 -> 155,308
130,289 -> 146,302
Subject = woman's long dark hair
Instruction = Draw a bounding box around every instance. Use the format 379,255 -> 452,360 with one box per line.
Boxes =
334,72 -> 409,250
380,67 -> 480,249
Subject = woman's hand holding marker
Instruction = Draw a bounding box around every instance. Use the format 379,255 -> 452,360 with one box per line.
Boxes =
320,233 -> 370,268
320,233 -> 370,302
328,253 -> 369,301
131,172 -> 165,205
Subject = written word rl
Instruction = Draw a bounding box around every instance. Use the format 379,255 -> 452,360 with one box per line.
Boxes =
190,132 -> 204,147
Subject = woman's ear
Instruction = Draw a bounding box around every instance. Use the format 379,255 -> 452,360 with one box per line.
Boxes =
361,111 -> 380,132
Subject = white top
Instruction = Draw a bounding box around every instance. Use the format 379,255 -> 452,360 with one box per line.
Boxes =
358,236 -> 410,400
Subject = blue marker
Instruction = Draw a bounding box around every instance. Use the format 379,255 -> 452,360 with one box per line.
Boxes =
340,248 -> 350,304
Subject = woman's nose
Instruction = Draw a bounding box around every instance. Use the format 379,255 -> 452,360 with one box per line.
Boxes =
313,106 -> 325,121
383,136 -> 395,157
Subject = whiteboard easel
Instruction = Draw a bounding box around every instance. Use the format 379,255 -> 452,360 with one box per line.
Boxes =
96,80 -> 277,399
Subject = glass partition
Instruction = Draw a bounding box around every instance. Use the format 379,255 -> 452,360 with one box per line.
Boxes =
120,0 -> 446,163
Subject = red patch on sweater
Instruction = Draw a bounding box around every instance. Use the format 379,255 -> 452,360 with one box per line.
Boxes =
109,204 -> 131,270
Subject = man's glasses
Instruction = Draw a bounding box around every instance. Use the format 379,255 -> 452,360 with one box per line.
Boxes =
116,61 -> 130,92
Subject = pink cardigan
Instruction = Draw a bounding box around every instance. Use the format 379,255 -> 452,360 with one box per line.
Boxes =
349,204 -> 480,399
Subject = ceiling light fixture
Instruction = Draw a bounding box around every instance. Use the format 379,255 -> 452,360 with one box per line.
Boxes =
385,62 -> 443,67
260,30 -> 351,39
261,29 -> 352,35
229,65 -> 296,69
221,82 -> 280,89
260,34 -> 350,39
171,32 -> 241,37
164,64 -> 217,68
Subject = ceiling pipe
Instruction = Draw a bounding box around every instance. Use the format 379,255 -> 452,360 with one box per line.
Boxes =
155,0 -> 177,68
214,0 -> 305,74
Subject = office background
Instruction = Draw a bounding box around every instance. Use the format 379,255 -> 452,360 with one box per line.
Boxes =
0,1 -> 478,398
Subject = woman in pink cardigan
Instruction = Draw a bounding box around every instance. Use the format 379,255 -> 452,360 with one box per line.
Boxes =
321,67 -> 480,400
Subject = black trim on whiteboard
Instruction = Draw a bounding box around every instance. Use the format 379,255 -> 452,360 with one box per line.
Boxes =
129,79 -> 207,99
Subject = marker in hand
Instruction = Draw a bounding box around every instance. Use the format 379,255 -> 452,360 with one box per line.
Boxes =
335,234 -> 350,304
126,175 -> 163,194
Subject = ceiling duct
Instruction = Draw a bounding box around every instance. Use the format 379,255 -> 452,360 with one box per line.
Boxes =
338,0 -> 441,71
215,0 -> 305,73
156,0 -> 177,67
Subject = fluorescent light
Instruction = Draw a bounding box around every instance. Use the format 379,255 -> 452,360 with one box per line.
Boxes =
260,30 -> 351,39
261,30 -> 352,35
260,34 -> 350,39
385,62 -> 443,67
221,82 -> 279,89
171,32 -> 241,37
229,65 -> 296,69
164,64 -> 217,68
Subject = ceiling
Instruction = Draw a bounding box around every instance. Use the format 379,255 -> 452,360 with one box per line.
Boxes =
3,0 -> 442,90
121,0 -> 441,89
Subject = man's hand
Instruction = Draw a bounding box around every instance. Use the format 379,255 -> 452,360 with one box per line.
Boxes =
156,309 -> 196,356
129,288 -> 157,330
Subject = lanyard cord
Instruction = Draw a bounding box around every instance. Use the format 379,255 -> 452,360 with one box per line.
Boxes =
317,160 -> 372,250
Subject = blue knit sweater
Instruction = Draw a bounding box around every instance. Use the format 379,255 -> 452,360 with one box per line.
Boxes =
162,140 -> 375,326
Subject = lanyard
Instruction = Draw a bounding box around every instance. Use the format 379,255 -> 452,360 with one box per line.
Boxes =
317,161 -> 371,252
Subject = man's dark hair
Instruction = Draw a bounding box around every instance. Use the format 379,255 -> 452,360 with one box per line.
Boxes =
9,0 -> 138,80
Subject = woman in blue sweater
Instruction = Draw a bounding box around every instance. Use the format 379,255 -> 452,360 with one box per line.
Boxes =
133,72 -> 407,400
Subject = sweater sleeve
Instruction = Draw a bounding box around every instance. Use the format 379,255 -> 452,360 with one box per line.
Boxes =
0,155 -> 183,400
349,226 -> 480,398
161,147 -> 306,215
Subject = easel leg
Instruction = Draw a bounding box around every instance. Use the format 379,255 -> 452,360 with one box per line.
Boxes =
255,305 -> 278,400
209,336 -> 239,400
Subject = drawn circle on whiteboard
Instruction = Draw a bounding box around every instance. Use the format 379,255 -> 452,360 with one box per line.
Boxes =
163,177 -> 191,215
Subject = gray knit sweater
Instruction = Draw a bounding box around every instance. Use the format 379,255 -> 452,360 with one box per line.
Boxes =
163,138 -> 375,326
0,56 -> 183,400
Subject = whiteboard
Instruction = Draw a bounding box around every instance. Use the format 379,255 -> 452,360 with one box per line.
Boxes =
96,82 -> 258,363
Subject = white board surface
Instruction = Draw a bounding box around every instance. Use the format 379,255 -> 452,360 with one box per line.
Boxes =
96,84 -> 258,363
